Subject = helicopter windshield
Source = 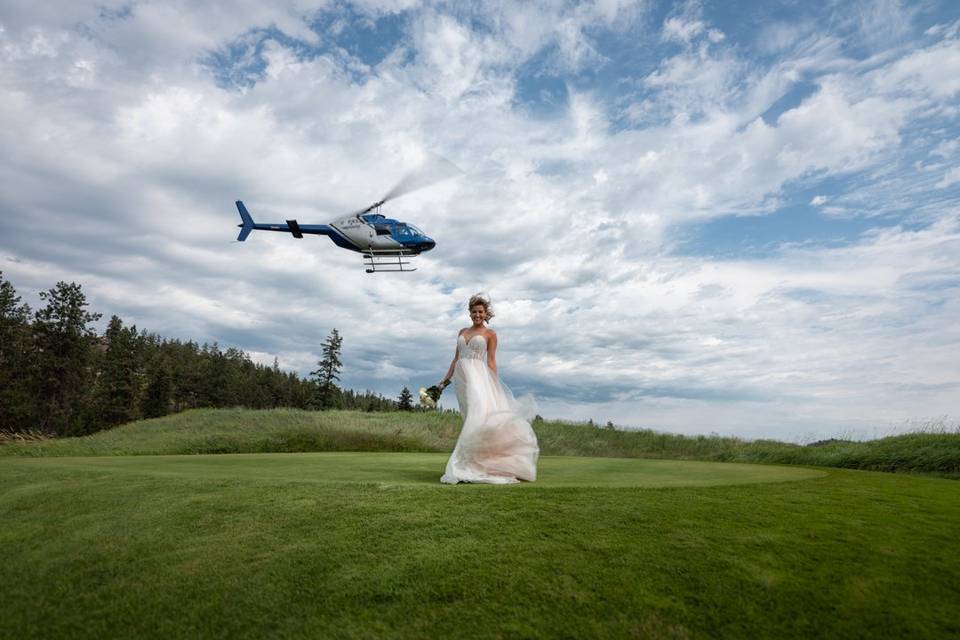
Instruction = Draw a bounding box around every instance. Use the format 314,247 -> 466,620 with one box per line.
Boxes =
394,224 -> 416,238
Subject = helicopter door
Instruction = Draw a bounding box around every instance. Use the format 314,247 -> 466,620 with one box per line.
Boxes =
374,224 -> 392,235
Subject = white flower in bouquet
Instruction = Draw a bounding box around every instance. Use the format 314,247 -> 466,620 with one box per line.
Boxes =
419,387 -> 437,408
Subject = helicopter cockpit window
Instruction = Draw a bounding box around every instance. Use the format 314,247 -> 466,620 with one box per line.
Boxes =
374,224 -> 392,235
394,224 -> 414,238
406,225 -> 424,236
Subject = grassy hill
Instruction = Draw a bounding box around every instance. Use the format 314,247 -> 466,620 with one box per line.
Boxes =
3,408 -> 959,477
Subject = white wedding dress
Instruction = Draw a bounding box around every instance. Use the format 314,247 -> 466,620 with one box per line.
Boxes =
440,333 -> 540,484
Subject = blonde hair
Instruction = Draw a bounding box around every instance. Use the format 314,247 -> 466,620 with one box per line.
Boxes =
468,293 -> 495,322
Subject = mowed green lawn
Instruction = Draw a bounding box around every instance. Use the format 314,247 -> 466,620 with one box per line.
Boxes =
1,453 -> 958,639
4,452 -> 825,488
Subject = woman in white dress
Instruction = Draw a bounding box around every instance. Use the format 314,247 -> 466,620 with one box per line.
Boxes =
438,294 -> 539,484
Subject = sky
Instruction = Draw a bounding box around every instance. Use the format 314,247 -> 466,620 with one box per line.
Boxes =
1,0 -> 959,442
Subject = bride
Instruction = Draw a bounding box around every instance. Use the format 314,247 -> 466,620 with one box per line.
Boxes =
438,294 -> 539,484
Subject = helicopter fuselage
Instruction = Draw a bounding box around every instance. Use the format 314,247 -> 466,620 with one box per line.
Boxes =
328,213 -> 435,254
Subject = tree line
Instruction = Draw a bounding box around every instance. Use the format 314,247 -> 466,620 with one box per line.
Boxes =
0,272 -> 400,437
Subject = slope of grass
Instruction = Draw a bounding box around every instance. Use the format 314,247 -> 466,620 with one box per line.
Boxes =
0,409 -> 456,456
2,408 -> 958,476
1,454 -> 958,639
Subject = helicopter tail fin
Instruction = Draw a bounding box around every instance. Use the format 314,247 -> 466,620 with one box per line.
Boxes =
235,200 -> 254,241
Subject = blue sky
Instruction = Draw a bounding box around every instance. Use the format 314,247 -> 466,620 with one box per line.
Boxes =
1,0 -> 959,441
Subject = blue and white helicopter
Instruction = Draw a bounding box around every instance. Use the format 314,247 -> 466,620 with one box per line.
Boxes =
235,172 -> 442,273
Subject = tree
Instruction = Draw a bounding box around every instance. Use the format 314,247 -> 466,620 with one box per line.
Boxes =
32,281 -> 102,435
89,315 -> 142,431
311,329 -> 343,410
197,342 -> 230,407
0,272 -> 35,432
397,386 -> 413,411
141,358 -> 173,418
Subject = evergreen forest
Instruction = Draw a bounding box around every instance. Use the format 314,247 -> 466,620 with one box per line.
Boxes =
0,272 -> 399,437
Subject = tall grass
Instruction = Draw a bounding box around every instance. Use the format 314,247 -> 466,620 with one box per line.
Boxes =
2,408 -> 958,476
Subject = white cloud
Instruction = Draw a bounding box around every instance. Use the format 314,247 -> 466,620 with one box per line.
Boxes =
931,138 -> 960,158
492,0 -> 643,70
869,36 -> 960,99
851,0 -> 919,51
755,21 -> 814,55
662,16 -> 707,43
937,167 -> 960,189
1,0 -> 958,440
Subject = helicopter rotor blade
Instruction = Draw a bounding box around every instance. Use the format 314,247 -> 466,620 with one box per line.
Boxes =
347,154 -> 462,217
380,155 -> 461,203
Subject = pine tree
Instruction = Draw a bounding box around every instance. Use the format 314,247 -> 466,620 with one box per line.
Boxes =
141,357 -> 173,419
311,329 -> 343,410
32,281 -> 101,435
0,272 -> 35,432
268,357 -> 286,408
90,315 -> 141,431
397,386 -> 413,411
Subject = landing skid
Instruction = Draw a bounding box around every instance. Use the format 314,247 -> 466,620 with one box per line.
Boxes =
363,249 -> 417,273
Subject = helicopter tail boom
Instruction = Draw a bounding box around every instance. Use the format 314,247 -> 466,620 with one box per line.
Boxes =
235,200 -> 341,243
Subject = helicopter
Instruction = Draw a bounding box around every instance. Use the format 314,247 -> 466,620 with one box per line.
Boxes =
234,165 -> 451,273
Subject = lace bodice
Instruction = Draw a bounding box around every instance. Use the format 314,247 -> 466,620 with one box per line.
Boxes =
457,333 -> 487,360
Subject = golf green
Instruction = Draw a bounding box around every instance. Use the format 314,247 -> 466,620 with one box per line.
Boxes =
3,451 -> 957,639
3,452 -> 827,487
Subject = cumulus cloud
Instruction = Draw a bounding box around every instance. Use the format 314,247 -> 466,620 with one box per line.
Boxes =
1,0 -> 958,440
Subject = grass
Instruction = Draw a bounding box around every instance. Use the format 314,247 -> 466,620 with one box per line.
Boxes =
4,452 -> 826,488
3,408 -> 959,477
1,453 -> 958,639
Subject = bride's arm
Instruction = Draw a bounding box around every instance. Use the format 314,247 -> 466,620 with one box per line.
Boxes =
438,331 -> 462,386
440,352 -> 457,386
486,331 -> 498,375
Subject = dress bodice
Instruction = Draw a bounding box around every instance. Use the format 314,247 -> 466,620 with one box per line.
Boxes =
457,333 -> 487,360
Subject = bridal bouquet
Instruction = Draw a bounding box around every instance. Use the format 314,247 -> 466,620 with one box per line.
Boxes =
418,380 -> 450,409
